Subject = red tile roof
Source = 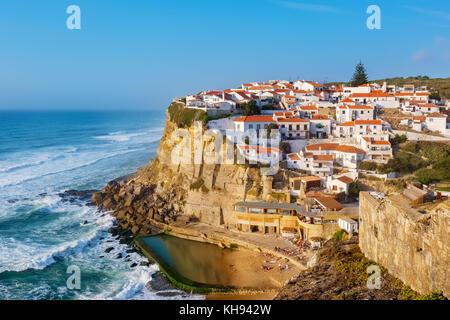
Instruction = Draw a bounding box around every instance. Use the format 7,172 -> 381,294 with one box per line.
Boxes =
314,155 -> 333,162
288,153 -> 300,160
314,196 -> 344,211
311,115 -> 330,120
355,120 -> 382,125
277,118 -> 309,123
306,143 -> 340,151
349,92 -> 394,98
348,105 -> 373,110
300,106 -> 318,110
372,140 -> 391,145
337,176 -> 354,184
427,112 -> 446,118
336,145 -> 366,154
337,121 -> 355,127
234,116 -> 274,122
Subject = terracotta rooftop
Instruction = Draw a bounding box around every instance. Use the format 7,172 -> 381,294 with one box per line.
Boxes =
314,196 -> 344,211
336,176 -> 354,184
306,143 -> 340,151
233,115 -> 274,122
336,145 -> 366,154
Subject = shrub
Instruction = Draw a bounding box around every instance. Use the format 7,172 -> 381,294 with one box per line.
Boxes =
189,179 -> 205,190
280,141 -> 291,154
399,285 -> 447,300
242,100 -> 260,116
206,113 -> 231,122
349,182 -> 360,197
359,161 -> 378,171
168,102 -> 207,128
415,168 -> 440,185
401,142 -> 419,153
429,91 -> 441,101
378,151 -> 428,174
390,134 -> 407,146
333,230 -> 348,242
265,123 -> 279,138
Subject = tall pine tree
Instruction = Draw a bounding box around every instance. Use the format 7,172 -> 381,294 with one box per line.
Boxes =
350,61 -> 368,87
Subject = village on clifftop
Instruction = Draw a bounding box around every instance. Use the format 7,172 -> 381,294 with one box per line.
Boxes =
175,76 -> 449,244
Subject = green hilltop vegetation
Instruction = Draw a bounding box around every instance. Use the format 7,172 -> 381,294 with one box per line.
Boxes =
375,76 -> 450,99
327,76 -> 450,99
168,101 -> 208,128
359,140 -> 450,185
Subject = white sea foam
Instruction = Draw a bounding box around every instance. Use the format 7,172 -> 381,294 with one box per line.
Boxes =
0,117 -> 171,299
0,148 -> 146,189
0,219 -> 113,273
94,128 -> 164,143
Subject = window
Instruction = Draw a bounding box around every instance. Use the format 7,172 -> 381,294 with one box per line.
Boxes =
304,125 -> 307,130
249,124 -> 253,129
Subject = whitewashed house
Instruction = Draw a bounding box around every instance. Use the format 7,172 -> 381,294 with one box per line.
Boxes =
237,144 -> 281,165
338,218 -> 358,234
417,103 -> 440,114
425,113 -> 448,135
286,151 -> 333,176
396,92 -> 429,102
326,175 -> 355,195
336,105 -> 374,123
348,92 -> 396,106
357,136 -> 392,163
334,145 -> 366,169
233,115 -> 275,134
334,120 -> 384,138
310,115 -> 332,138
277,118 -> 310,139
294,80 -> 324,92
298,105 -> 319,119
304,143 -> 366,169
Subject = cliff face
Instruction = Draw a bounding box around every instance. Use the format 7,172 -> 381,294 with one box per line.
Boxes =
92,105 -> 271,233
359,192 -> 450,297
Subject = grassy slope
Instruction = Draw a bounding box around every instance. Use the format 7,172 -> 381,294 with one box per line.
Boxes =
326,77 -> 450,99
274,237 -> 447,300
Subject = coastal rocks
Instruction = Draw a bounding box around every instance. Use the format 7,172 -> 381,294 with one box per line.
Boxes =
146,271 -> 178,293
91,177 -> 184,237
59,189 -> 99,203
105,247 -> 114,254
274,237 -> 410,300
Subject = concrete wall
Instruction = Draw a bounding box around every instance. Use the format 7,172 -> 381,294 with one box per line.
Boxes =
359,192 -> 450,297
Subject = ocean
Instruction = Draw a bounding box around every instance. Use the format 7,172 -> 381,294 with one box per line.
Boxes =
0,110 -> 192,300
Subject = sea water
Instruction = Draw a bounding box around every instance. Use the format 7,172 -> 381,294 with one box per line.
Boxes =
0,110 -> 195,300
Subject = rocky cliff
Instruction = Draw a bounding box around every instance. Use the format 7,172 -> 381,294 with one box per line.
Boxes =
359,192 -> 450,297
92,103 -> 278,234
274,237 -> 446,300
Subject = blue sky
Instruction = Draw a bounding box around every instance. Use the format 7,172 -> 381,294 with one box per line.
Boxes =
0,0 -> 449,110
